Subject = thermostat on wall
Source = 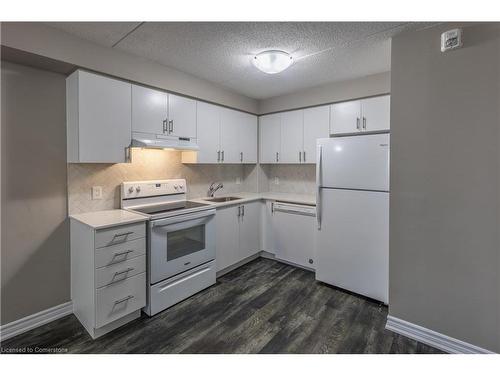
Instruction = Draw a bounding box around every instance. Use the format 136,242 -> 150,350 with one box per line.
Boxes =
441,28 -> 463,52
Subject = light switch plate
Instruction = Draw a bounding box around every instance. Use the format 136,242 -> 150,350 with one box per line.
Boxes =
274,177 -> 280,185
91,186 -> 103,200
235,177 -> 241,185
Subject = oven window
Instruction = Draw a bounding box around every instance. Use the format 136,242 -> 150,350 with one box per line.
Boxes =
167,224 -> 205,261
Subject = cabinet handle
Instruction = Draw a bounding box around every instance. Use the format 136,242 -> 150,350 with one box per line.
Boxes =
114,295 -> 134,305
217,150 -> 221,162
362,117 -> 366,130
237,206 -> 241,217
163,119 -> 168,133
221,150 -> 224,162
276,152 -> 279,163
299,151 -> 302,163
242,205 -> 245,216
303,151 -> 306,162
109,250 -> 134,265
356,117 -> 360,130
240,152 -> 243,162
169,120 -> 174,133
114,267 -> 134,277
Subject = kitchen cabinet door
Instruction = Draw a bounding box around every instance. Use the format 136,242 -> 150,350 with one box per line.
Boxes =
220,108 -> 241,163
195,101 -> 220,163
238,112 -> 258,163
280,110 -> 304,164
303,105 -> 330,164
238,202 -> 260,262
259,113 -> 281,164
168,94 -> 197,139
67,70 -> 132,163
215,206 -> 240,272
361,95 -> 390,132
132,85 -> 167,136
330,100 -> 361,135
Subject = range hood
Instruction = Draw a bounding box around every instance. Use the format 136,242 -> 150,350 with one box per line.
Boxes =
131,132 -> 199,151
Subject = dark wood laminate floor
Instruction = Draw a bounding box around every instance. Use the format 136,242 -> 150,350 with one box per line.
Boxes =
1,258 -> 443,354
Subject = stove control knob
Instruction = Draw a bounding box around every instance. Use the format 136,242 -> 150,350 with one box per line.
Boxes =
128,187 -> 134,194
179,185 -> 184,191
174,185 -> 179,190
136,186 -> 141,193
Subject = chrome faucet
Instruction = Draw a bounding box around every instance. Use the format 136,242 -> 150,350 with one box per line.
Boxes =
207,182 -> 224,197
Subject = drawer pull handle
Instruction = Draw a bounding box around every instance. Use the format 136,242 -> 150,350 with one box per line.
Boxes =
114,267 -> 134,277
109,250 -> 133,265
113,231 -> 134,239
114,295 -> 134,305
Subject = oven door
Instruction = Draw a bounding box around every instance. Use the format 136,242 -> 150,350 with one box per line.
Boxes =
149,209 -> 216,284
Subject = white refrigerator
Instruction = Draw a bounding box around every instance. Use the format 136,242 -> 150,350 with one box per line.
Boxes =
315,134 -> 389,304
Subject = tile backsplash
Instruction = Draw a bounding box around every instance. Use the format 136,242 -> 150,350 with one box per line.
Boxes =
67,148 -> 253,214
67,149 -> 316,214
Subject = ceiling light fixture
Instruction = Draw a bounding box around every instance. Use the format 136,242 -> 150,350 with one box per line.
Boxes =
252,50 -> 293,74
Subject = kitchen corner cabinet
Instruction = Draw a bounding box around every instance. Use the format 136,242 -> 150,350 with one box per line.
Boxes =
132,85 -> 197,140
259,105 -> 329,164
182,102 -> 257,164
66,70 -> 132,163
215,202 -> 260,273
330,95 -> 390,135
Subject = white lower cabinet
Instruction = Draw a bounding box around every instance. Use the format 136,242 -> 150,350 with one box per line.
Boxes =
70,219 -> 147,339
215,202 -> 260,272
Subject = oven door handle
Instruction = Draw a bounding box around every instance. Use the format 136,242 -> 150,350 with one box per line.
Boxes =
151,209 -> 216,228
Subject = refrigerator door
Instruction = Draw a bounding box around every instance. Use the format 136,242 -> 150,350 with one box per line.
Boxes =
317,134 -> 389,191
316,188 -> 389,303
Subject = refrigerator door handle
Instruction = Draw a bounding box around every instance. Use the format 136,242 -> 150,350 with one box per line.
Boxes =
316,144 -> 322,230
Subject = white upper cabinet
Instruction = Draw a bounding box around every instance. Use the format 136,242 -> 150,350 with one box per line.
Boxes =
182,104 -> 258,164
330,95 -> 390,135
67,70 -> 132,163
330,100 -> 362,135
238,112 -> 258,163
303,105 -> 330,164
360,95 -> 390,132
280,110 -> 304,164
132,86 -> 197,139
260,105 -> 329,164
168,94 -> 197,139
195,101 -> 220,163
220,108 -> 241,163
132,85 -> 167,136
259,113 -> 281,163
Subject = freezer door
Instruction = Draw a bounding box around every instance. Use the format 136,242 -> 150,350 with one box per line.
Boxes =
317,134 -> 389,191
315,188 -> 389,303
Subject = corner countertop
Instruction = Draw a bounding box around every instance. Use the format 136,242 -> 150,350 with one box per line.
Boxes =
191,191 -> 316,208
70,209 -> 148,230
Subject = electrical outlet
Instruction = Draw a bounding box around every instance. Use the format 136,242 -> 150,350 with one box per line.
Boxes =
274,177 -> 280,185
91,186 -> 103,200
235,177 -> 241,185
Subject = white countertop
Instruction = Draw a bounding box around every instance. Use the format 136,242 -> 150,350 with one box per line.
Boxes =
191,191 -> 316,208
70,209 -> 148,229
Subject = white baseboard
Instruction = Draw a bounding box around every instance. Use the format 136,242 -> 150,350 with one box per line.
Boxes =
385,315 -> 495,354
0,301 -> 73,341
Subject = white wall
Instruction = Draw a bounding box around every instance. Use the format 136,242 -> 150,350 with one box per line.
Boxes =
0,22 -> 258,114
390,23 -> 500,352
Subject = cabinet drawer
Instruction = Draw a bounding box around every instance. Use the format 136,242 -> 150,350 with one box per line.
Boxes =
95,222 -> 145,249
94,237 -> 146,268
95,255 -> 146,288
95,272 -> 146,328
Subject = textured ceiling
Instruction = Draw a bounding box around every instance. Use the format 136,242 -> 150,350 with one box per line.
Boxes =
46,22 -> 433,99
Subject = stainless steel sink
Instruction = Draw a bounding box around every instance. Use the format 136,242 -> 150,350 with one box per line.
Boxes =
203,196 -> 242,202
